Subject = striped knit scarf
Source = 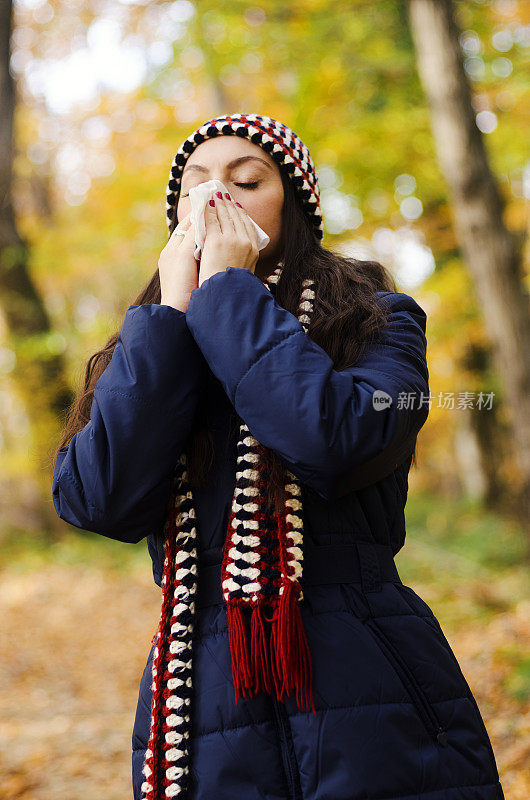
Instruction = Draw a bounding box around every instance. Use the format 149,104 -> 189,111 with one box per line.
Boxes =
140,263 -> 317,800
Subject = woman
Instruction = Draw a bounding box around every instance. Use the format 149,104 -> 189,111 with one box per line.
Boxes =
52,114 -> 504,800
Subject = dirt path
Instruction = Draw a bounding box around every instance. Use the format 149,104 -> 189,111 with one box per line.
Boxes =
0,559 -> 527,799
0,560 -> 160,800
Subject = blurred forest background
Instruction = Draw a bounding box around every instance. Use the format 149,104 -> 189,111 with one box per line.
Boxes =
0,0 -> 528,797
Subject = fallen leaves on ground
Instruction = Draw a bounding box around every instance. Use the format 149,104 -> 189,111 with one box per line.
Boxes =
0,560 -> 527,799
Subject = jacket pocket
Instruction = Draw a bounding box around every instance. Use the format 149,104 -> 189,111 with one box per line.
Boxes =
421,616 -> 502,781
363,617 -> 449,747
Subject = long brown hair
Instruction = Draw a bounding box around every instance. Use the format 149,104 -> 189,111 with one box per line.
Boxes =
53,169 -> 405,513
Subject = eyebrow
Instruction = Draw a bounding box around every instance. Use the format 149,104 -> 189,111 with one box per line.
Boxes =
182,155 -> 273,177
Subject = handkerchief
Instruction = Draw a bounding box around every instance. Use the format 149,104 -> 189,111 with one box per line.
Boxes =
174,179 -> 270,260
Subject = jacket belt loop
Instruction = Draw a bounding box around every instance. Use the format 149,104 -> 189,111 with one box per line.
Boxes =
355,540 -> 382,594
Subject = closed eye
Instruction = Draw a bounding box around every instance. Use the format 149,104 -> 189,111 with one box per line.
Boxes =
181,181 -> 259,197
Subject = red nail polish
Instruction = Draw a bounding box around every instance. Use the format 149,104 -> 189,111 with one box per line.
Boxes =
209,198 -> 215,206
235,202 -> 242,208
215,191 -> 223,199
224,192 -> 231,200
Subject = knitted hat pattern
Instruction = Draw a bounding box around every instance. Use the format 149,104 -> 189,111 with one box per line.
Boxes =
142,114 -> 322,800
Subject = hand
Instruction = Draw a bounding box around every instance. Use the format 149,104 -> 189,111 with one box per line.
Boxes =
198,192 -> 259,287
158,212 -> 198,312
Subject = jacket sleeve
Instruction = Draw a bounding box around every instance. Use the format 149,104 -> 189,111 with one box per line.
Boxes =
52,303 -> 207,543
185,267 -> 430,502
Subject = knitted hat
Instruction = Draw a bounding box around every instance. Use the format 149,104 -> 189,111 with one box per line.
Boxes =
142,114 -> 321,800
164,112 -> 323,242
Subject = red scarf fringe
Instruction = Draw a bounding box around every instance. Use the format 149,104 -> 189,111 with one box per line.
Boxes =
227,585 -> 316,714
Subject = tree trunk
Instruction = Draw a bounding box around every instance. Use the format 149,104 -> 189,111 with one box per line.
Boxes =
461,341 -> 510,511
407,0 -> 530,528
0,0 -> 74,532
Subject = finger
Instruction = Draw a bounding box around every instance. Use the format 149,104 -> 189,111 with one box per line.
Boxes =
175,210 -> 191,225
171,215 -> 190,238
232,201 -> 259,249
170,218 -> 194,248
171,226 -> 187,242
182,219 -> 197,245
205,196 -> 221,233
213,192 -> 236,236
223,192 -> 249,239
169,231 -> 186,249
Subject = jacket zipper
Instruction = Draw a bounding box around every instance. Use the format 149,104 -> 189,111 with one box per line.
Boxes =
364,618 -> 449,747
270,693 -> 301,799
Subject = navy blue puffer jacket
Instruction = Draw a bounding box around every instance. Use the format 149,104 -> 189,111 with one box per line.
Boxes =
52,267 -> 504,800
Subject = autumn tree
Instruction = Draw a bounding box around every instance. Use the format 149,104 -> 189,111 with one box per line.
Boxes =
0,0 -> 73,527
407,0 -> 530,526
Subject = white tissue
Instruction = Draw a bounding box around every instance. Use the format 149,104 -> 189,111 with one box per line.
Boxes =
174,179 -> 270,261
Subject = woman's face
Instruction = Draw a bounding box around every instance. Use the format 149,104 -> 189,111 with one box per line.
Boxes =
176,135 -> 285,279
